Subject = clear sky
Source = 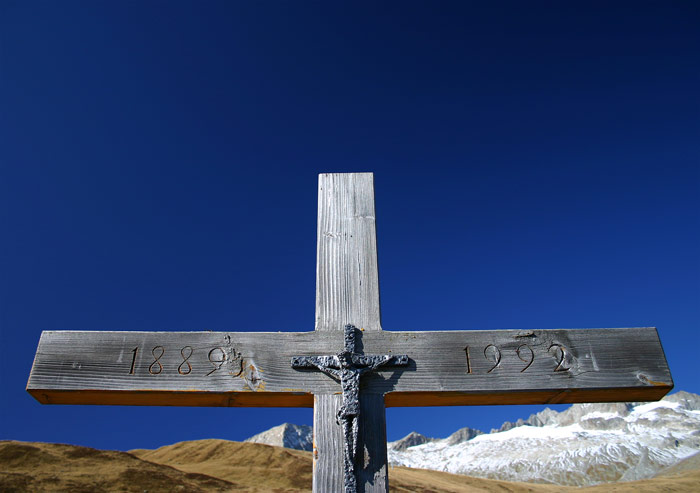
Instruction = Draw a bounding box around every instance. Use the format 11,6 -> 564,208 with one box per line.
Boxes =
1,1 -> 698,451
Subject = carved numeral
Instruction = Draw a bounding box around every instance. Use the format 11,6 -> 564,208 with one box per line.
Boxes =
207,347 -> 227,376
549,343 -> 570,372
124,344 -> 241,376
149,346 -> 165,375
178,346 -> 193,375
516,344 -> 534,373
463,342 -> 570,374
484,344 -> 501,373
129,347 -> 138,375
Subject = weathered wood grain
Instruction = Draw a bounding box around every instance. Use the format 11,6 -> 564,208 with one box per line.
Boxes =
357,392 -> 389,491
313,394 -> 343,491
315,173 -> 381,332
313,173 -> 387,492
27,327 -> 673,406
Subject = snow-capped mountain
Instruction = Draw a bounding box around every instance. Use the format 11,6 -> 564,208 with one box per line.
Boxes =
244,391 -> 700,486
388,391 -> 700,486
244,423 -> 313,451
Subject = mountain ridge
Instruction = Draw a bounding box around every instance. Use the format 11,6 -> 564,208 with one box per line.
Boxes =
244,390 -> 700,487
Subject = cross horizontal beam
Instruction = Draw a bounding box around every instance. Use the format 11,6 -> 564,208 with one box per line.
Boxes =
28,326 -> 672,407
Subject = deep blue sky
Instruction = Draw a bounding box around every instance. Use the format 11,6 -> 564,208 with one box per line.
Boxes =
1,2 -> 698,451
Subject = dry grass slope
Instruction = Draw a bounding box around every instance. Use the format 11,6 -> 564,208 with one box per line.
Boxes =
0,440 -> 237,493
131,439 -> 312,492
2,439 -> 699,492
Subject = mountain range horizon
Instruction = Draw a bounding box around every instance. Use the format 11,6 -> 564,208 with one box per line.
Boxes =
2,390 -> 698,491
244,390 -> 700,487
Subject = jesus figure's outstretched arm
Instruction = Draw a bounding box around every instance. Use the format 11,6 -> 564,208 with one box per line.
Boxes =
358,355 -> 393,375
291,355 -> 341,380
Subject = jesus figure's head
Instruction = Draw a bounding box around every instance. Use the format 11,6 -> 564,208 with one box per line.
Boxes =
337,351 -> 353,369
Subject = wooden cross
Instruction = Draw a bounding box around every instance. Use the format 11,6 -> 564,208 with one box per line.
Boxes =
27,172 -> 673,493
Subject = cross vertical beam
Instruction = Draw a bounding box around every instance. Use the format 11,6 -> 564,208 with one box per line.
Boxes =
316,172 -> 382,332
314,173 -> 387,493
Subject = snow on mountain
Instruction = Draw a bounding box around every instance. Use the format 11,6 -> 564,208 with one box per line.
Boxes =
244,423 -> 313,451
388,391 -> 700,486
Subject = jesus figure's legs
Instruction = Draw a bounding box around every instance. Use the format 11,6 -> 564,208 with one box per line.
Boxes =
341,415 -> 357,492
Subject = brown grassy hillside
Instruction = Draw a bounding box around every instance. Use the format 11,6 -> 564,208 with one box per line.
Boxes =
2,439 -> 699,492
0,440 -> 236,492
131,439 -> 312,492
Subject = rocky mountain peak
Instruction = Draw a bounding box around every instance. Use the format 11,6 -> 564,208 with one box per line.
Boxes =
390,432 -> 434,451
244,423 -> 313,451
445,426 -> 483,445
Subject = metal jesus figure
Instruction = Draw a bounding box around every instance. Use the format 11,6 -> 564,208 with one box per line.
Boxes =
292,325 -> 409,493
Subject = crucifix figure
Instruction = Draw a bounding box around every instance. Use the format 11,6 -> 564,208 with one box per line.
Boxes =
292,324 -> 408,493
27,172 -> 673,492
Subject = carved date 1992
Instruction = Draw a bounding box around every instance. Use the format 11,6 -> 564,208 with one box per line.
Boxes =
464,343 -> 570,373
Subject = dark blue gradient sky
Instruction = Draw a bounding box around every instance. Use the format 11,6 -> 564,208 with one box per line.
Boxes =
1,1 -> 698,451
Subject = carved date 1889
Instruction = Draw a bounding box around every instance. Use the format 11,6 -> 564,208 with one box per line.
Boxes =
128,342 -> 242,377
